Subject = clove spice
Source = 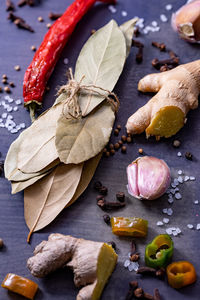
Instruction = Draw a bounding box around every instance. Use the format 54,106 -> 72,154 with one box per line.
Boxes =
137,266 -> 165,279
8,12 -> 34,32
49,12 -> 62,20
154,288 -> 161,300
6,0 -> 15,11
152,57 -> 179,70
97,198 -> 125,210
152,41 -> 166,51
125,281 -> 138,300
130,240 -> 140,262
18,0 -> 34,6
132,39 -> 144,63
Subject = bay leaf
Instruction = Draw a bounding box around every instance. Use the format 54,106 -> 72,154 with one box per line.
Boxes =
24,163 -> 83,239
11,168 -> 53,194
17,102 -> 64,174
55,103 -> 115,164
74,19 -> 126,116
66,152 -> 102,208
120,17 -> 138,58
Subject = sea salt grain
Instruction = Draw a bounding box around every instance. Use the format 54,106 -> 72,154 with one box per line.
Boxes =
2,113 -> 7,118
108,5 -> 117,13
157,221 -> 164,226
13,106 -> 18,111
163,218 -> 169,224
121,11 -> 128,17
177,152 -> 182,157
178,176 -> 183,183
196,224 -> 200,230
128,262 -> 139,272
160,14 -> 168,22
162,208 -> 168,214
167,208 -> 173,216
178,170 -> 183,175
165,4 -> 172,10
124,259 -> 130,267
152,21 -> 158,27
187,224 -> 194,229
189,176 -> 196,181
184,176 -> 190,182
194,200 -> 199,205
175,193 -> 182,200
15,99 -> 22,105
168,197 -> 174,204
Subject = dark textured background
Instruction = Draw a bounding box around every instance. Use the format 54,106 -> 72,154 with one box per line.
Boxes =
0,0 -> 200,299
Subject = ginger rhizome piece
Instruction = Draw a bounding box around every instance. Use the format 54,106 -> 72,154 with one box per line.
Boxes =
27,234 -> 118,300
126,60 -> 200,138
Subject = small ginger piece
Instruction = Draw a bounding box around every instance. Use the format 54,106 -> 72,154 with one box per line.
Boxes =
27,233 -> 118,300
126,60 -> 200,138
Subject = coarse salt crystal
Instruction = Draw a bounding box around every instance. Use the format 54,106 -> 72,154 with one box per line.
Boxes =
152,21 -> 158,27
170,189 -> 175,195
124,259 -> 130,268
196,224 -> 200,230
163,218 -> 169,224
184,176 -> 190,182
189,176 -> 196,181
167,208 -> 173,216
13,106 -> 18,111
175,193 -> 182,200
157,221 -> 164,226
11,129 -> 17,133
7,107 -> 13,112
194,200 -> 199,205
171,183 -> 176,188
174,178 -> 179,185
187,224 -> 194,229
128,261 -> 139,272
160,14 -> 168,22
20,123 -> 26,129
63,58 -> 69,65
178,176 -> 183,183
172,231 -> 178,236
165,4 -> 172,10
15,99 -> 22,105
2,113 -> 7,118
178,170 -> 183,175
0,118 -> 2,123
166,228 -> 173,235
177,152 -> 182,157
174,187 -> 179,192
176,228 -> 181,234
108,5 -> 117,13
162,208 -> 168,214
168,198 -> 174,204
121,10 -> 127,17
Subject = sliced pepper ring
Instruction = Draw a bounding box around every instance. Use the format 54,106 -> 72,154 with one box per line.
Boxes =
145,234 -> 173,268
167,261 -> 197,289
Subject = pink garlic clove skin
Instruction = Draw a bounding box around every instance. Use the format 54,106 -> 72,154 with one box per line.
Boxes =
127,156 -> 171,200
171,0 -> 200,43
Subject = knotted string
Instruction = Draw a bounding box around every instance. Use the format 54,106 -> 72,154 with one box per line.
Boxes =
58,68 -> 120,119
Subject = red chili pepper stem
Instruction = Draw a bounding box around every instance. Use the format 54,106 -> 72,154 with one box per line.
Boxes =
28,102 -> 38,122
23,0 -> 117,121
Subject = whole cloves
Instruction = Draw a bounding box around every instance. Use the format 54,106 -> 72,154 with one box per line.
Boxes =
134,287 -> 144,298
136,47 -> 143,63
103,214 -> 111,225
49,12 -> 62,20
125,281 -> 138,300
8,13 -> 34,32
137,266 -> 165,279
94,181 -> 102,191
152,41 -> 166,51
116,191 -> 125,202
154,288 -> 161,300
97,198 -> 125,210
185,151 -> 193,160
6,0 -> 15,11
99,186 -> 108,196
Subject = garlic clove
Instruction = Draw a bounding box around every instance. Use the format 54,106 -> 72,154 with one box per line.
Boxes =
171,0 -> 200,43
127,156 -> 171,200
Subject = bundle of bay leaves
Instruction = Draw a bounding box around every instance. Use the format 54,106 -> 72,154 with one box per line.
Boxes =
5,18 -> 137,241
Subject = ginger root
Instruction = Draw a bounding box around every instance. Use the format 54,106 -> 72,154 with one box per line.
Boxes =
27,234 -> 117,300
126,60 -> 200,138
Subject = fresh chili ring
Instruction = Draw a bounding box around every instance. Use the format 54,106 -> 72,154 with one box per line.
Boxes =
167,261 -> 197,289
23,0 -> 116,121
145,234 -> 174,269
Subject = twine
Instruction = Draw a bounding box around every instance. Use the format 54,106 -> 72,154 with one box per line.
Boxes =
58,68 -> 120,119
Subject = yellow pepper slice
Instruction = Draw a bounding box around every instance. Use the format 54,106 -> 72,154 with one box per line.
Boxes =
167,261 -> 197,289
111,217 -> 148,237
1,273 -> 38,299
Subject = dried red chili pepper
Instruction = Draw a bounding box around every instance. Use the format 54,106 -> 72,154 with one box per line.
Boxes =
23,0 -> 116,121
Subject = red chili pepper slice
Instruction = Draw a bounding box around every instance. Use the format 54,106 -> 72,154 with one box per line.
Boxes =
23,0 -> 116,120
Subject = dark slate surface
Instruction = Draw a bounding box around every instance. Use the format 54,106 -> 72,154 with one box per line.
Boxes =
0,0 -> 200,299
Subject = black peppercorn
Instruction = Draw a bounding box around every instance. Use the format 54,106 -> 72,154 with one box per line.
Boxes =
114,143 -> 120,150
185,152 -> 193,160
118,140 -> 123,146
99,186 -> 108,196
105,151 -> 110,157
94,181 -> 102,191
0,238 -> 4,249
121,146 -> 127,153
127,136 -> 132,143
110,149 -> 115,155
109,143 -> 114,150
96,195 -> 104,202
114,129 -> 119,136
116,125 -> 121,131
103,214 -> 110,225
116,191 -> 125,202
121,135 -> 127,143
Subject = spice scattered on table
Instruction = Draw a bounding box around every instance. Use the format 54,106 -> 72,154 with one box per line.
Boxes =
0,238 -> 4,249
8,13 -> 34,32
173,140 -> 181,148
6,0 -> 15,11
38,16 -> 44,22
49,12 -> 62,20
185,151 -> 193,160
31,45 -> 37,52
103,214 -> 111,225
